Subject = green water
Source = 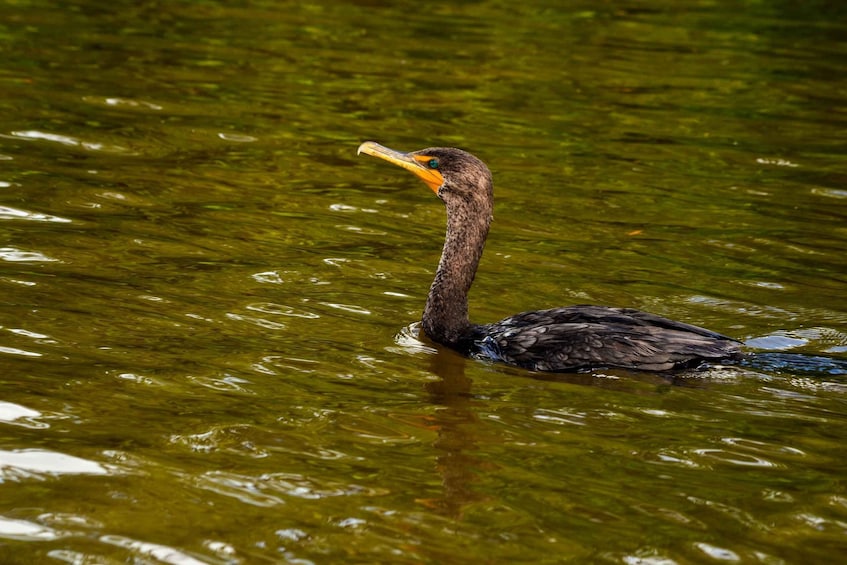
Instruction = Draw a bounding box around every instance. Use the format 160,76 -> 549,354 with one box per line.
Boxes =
1,0 -> 846,562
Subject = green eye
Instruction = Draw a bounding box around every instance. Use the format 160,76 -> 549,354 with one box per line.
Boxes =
428,159 -> 439,169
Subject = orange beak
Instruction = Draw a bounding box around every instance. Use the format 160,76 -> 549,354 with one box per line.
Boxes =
357,141 -> 444,194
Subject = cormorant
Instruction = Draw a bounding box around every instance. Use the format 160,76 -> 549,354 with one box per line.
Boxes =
357,141 -> 742,372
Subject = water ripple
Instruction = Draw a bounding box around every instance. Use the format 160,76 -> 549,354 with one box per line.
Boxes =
0,516 -> 64,541
225,312 -> 286,330
197,470 -> 389,507
99,535 -> 209,565
252,270 -> 285,284
811,187 -> 847,199
746,327 -> 847,353
621,551 -> 678,565
532,408 -> 588,427
186,373 -> 256,394
691,449 -> 777,468
0,345 -> 42,358
632,504 -> 706,529
693,542 -> 740,561
6,327 -> 53,340
653,450 -> 701,468
8,130 -> 132,153
685,496 -> 772,532
217,132 -> 256,142
320,302 -> 371,315
0,449 -> 110,480
0,205 -> 72,223
252,355 -> 320,375
337,414 -> 418,444
388,322 -> 437,356
720,437 -> 805,457
171,425 -> 269,458
0,401 -> 49,429
0,247 -> 58,262
247,302 -> 320,319
792,512 -> 847,535
82,96 -> 163,111
194,472 -> 286,507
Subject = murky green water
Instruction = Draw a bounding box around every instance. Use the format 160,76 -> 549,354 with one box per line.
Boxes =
2,0 -> 846,562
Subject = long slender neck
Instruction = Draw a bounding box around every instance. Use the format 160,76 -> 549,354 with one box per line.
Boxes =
422,197 -> 491,347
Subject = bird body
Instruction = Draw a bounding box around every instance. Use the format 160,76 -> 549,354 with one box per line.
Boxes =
472,305 -> 740,372
357,141 -> 742,372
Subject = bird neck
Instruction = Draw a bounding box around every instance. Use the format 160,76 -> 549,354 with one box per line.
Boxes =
422,199 -> 491,347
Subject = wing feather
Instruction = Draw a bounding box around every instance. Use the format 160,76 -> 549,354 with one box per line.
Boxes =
476,305 -> 741,372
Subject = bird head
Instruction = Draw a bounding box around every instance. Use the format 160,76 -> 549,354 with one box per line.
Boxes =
357,142 -> 493,208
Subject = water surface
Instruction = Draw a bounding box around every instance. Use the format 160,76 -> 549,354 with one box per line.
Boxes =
1,0 -> 846,562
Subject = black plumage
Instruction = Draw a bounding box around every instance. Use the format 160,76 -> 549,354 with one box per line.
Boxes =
357,142 -> 742,372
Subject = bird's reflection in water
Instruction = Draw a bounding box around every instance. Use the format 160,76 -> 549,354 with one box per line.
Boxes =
408,325 -> 730,517
419,347 -> 487,518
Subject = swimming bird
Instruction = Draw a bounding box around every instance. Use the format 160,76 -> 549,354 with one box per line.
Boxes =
357,141 -> 742,372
